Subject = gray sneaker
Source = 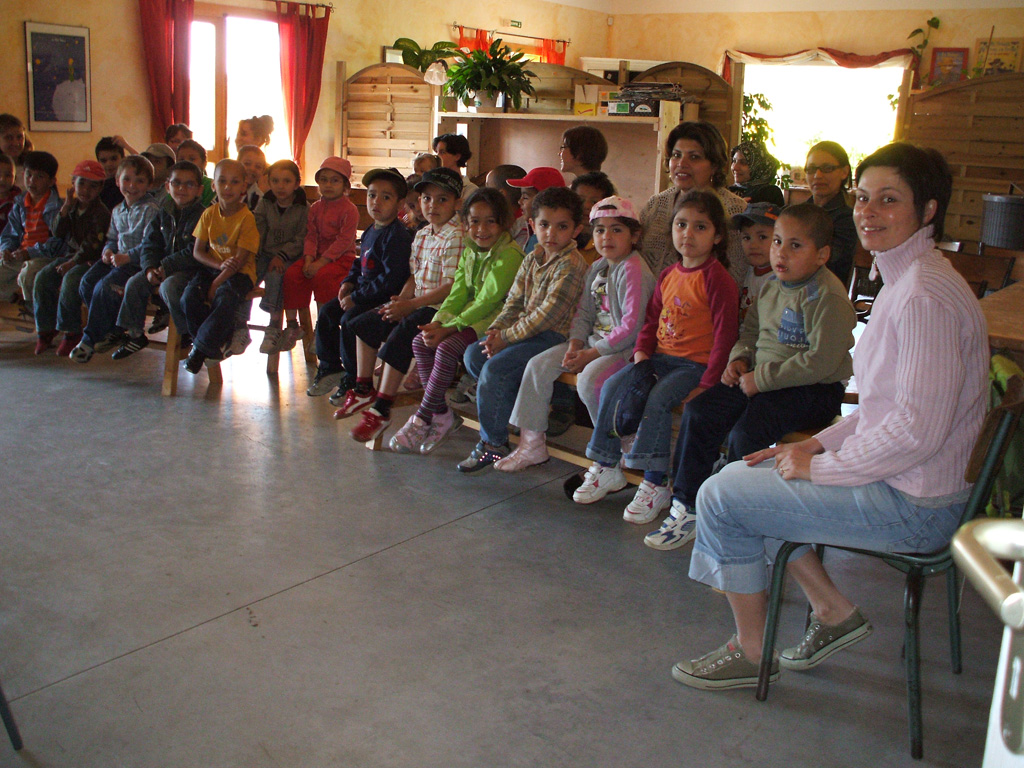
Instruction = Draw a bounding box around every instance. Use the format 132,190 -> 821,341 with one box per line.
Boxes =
259,326 -> 282,354
780,608 -> 872,670
672,635 -> 779,691
306,368 -> 344,397
228,327 -> 251,356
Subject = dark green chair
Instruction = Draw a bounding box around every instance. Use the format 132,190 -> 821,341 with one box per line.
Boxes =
756,375 -> 1024,760
0,677 -> 22,751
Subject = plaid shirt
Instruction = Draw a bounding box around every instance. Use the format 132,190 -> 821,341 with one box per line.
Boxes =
410,218 -> 463,306
491,241 -> 588,344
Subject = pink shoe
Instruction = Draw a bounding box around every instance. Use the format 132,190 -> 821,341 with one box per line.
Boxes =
494,429 -> 550,472
420,409 -> 463,454
389,414 -> 431,454
403,366 -> 422,391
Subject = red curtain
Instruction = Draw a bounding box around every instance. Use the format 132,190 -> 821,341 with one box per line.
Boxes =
276,2 -> 331,166
138,0 -> 193,132
541,38 -> 566,65
458,26 -> 491,52
721,47 -> 914,84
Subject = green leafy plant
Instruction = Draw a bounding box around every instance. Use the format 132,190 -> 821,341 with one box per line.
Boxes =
392,38 -> 460,72
908,17 -> 940,85
444,38 -> 538,111
740,93 -> 791,188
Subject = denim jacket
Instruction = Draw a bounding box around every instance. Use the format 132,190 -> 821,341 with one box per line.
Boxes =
0,186 -> 65,260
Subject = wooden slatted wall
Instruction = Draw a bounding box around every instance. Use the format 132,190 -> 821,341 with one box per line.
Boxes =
342,63 -> 438,185
524,63 -> 609,113
900,73 -> 1024,243
634,62 -> 739,149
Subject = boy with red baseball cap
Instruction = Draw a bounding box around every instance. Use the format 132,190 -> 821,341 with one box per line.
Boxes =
33,159 -> 111,355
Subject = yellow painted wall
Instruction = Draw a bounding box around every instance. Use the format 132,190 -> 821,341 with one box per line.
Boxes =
0,0 -> 609,182
3,1 -> 1020,183
608,8 -> 1024,76
0,1 -> 152,185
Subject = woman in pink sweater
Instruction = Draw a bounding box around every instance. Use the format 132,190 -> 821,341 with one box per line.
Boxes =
672,142 -> 989,691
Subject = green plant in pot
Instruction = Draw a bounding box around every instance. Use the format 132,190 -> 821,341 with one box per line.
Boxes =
444,39 -> 537,112
392,38 -> 460,72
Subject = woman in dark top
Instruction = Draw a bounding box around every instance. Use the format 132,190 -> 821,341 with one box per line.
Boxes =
805,140 -> 857,286
729,140 -> 784,207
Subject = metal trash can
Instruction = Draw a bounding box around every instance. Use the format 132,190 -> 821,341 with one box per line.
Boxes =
982,195 -> 1024,250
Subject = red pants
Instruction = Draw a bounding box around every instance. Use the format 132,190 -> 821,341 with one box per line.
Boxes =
282,258 -> 349,310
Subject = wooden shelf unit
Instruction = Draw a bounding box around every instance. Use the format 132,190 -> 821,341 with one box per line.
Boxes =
436,102 -> 682,208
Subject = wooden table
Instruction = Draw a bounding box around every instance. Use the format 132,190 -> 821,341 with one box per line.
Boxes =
981,281 -> 1024,353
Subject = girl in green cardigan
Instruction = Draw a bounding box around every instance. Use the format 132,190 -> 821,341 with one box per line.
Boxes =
392,188 -> 525,455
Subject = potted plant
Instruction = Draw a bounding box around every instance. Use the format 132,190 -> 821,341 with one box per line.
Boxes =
444,39 -> 537,112
392,38 -> 460,72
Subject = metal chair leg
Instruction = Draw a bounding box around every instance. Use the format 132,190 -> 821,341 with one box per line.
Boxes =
904,568 -> 925,760
758,541 -> 802,701
946,566 -> 963,674
0,680 -> 23,751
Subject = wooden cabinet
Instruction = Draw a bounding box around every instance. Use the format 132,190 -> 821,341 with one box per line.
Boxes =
436,102 -> 682,209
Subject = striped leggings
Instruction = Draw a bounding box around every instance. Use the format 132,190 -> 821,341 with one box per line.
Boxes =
412,327 -> 478,421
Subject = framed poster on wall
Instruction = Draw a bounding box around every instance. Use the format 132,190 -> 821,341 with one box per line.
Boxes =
929,48 -> 968,86
24,22 -> 91,132
975,38 -> 1023,76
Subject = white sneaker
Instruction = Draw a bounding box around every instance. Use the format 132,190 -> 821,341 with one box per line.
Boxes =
623,480 -> 672,524
260,326 -> 282,354
573,462 -> 628,504
228,327 -> 251,356
644,499 -> 697,550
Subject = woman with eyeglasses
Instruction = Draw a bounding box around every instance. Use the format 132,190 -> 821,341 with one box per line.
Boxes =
805,140 -> 857,286
639,122 -> 748,283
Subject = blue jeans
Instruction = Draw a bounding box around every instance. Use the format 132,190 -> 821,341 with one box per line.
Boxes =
159,272 -> 192,337
689,460 -> 966,594
463,330 -> 566,446
314,298 -> 379,374
55,263 -> 92,333
183,270 -> 254,357
585,353 -> 706,473
672,381 -> 845,507
116,270 -> 157,336
79,261 -> 141,345
33,258 -> 71,332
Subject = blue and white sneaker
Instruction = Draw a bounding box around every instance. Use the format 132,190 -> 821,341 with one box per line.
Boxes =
644,498 -> 697,550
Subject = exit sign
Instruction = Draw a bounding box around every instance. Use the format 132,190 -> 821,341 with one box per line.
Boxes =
510,19 -> 522,27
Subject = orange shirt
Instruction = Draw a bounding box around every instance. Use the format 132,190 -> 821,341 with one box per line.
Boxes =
20,190 -> 52,250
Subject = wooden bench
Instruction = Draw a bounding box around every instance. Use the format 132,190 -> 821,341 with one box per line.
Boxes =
160,288 -> 316,396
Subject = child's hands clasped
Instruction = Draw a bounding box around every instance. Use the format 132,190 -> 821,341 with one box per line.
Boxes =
722,358 -> 749,387
418,321 -> 452,348
562,345 -> 599,373
302,256 -> 325,279
738,371 -> 759,397
146,266 -> 165,285
112,252 -> 130,267
268,255 -> 286,274
481,328 -> 507,358
380,296 -> 414,322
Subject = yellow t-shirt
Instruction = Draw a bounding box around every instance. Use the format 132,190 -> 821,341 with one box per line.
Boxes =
193,204 -> 260,283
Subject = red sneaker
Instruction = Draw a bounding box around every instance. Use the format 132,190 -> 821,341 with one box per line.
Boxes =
332,388 -> 375,419
56,332 -> 83,357
35,331 -> 57,355
350,408 -> 391,442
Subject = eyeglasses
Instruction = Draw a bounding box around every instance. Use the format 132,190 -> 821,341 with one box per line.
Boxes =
169,180 -> 199,188
805,164 -> 842,176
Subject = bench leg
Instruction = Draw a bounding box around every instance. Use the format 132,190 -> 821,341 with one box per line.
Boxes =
299,305 -> 316,364
266,313 -> 282,376
365,433 -> 387,451
207,361 -> 223,387
162,323 -> 181,397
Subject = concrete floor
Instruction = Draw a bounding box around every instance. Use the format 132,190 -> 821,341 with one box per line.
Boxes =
0,326 -> 1007,768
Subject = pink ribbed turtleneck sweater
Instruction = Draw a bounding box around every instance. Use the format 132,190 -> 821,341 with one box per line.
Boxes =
810,226 -> 989,498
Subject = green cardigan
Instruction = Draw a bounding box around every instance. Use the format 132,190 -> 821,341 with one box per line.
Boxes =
433,231 -> 524,336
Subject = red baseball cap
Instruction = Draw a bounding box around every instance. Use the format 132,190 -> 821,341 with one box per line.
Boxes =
72,160 -> 106,182
507,167 -> 565,191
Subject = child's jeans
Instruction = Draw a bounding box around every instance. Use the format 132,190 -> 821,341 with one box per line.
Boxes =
510,341 -> 630,432
314,298 -> 380,374
183,270 -> 254,358
257,254 -> 296,314
671,380 -> 845,508
53,263 -> 93,334
585,352 -> 706,474
117,270 -> 159,337
412,327 -> 478,420
463,330 -> 566,446
33,258 -> 80,333
159,272 -> 192,337
79,261 -> 141,346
